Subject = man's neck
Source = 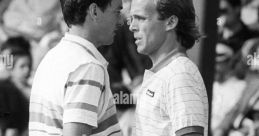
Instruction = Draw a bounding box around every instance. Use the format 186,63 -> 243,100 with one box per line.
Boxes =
150,34 -> 183,67
151,46 -> 186,72
68,26 -> 100,48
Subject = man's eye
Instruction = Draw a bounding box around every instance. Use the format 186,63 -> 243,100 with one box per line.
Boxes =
135,16 -> 146,21
127,17 -> 132,25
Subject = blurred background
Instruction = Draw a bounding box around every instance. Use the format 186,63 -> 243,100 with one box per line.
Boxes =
0,0 -> 259,136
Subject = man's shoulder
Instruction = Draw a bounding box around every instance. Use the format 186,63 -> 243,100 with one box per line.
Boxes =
169,56 -> 198,72
160,56 -> 206,89
42,41 -> 101,68
158,56 -> 199,79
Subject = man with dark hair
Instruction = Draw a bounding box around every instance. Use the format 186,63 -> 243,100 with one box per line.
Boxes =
29,0 -> 123,136
129,0 -> 208,135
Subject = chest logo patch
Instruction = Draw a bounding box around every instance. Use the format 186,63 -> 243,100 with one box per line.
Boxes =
146,89 -> 155,97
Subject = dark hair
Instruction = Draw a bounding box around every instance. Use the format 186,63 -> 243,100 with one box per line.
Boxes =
0,36 -> 32,69
60,0 -> 113,28
225,0 -> 241,8
0,36 -> 31,53
156,0 -> 201,49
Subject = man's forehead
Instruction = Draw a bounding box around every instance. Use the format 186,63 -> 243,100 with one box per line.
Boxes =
130,0 -> 156,14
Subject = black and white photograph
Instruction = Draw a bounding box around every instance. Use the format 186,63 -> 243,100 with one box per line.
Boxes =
0,0 -> 258,136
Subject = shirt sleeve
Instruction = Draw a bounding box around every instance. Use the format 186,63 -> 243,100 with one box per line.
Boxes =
63,63 -> 105,127
166,72 -> 207,136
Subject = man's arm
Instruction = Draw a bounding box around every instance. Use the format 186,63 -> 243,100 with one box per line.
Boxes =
63,122 -> 93,136
166,69 -> 208,136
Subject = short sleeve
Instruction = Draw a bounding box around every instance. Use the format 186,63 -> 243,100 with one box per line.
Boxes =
166,72 -> 207,135
63,63 -> 105,127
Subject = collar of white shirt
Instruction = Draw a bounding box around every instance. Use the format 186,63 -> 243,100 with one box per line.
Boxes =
151,49 -> 187,73
63,33 -> 109,67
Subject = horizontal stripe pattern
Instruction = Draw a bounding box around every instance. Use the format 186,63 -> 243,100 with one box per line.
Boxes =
30,95 -> 63,114
65,102 -> 97,113
29,34 -> 121,136
29,129 -> 61,136
92,114 -> 119,134
29,122 -> 63,134
99,98 -> 116,123
65,80 -> 105,91
135,57 -> 208,136
30,112 -> 63,129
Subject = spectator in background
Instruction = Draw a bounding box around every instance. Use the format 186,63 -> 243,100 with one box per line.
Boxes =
0,37 -> 31,80
0,36 -> 32,136
214,42 -> 234,83
213,38 -> 259,136
212,42 -> 246,135
0,0 -> 12,44
218,0 -> 259,53
0,0 -> 65,76
1,0 -> 61,41
241,0 -> 259,30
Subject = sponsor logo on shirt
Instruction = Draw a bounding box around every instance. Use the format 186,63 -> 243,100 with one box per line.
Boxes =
146,89 -> 155,97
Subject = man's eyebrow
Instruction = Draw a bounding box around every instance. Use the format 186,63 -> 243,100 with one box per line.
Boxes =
132,13 -> 147,18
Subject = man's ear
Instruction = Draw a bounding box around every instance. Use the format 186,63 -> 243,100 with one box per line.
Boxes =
166,15 -> 178,31
88,3 -> 98,21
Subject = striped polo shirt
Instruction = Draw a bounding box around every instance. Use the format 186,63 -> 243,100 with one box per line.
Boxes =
134,51 -> 208,136
29,33 -> 122,136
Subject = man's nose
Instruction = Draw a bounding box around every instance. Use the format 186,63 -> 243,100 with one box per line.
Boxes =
129,19 -> 138,32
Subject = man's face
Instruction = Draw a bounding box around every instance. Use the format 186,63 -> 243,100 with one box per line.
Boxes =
97,0 -> 123,45
129,0 -> 167,56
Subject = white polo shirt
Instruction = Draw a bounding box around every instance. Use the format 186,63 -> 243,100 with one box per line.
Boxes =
29,33 -> 122,136
134,51 -> 208,136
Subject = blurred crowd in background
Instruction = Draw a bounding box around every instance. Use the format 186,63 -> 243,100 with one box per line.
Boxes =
213,0 -> 259,135
0,0 -> 259,136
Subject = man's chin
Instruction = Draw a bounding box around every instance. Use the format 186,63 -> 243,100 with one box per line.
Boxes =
137,48 -> 147,55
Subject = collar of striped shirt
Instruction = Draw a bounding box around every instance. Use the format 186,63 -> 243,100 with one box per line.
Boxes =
63,33 -> 109,67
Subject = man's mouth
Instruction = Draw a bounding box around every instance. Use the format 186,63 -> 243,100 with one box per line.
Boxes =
134,37 -> 142,45
135,40 -> 141,45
